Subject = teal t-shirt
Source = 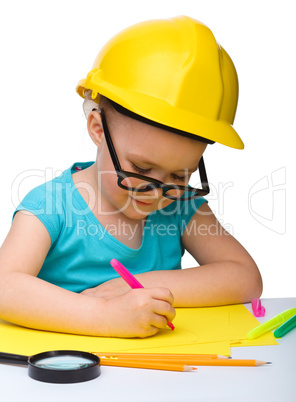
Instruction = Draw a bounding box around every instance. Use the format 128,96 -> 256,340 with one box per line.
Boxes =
13,162 -> 207,293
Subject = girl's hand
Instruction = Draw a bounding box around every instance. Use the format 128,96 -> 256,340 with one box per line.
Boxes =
101,287 -> 175,338
81,278 -> 130,299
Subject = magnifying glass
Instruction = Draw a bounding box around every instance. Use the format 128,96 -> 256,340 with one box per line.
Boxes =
0,350 -> 101,383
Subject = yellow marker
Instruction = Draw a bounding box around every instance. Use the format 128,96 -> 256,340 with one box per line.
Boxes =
247,308 -> 296,339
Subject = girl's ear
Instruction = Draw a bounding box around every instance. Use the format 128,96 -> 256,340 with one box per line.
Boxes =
87,110 -> 104,147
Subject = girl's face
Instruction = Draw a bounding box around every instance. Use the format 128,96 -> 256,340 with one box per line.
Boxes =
92,109 -> 207,221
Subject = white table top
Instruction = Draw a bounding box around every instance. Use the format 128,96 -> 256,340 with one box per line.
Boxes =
1,298 -> 295,402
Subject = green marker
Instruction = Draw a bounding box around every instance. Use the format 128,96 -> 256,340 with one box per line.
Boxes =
246,308 -> 296,340
274,313 -> 296,338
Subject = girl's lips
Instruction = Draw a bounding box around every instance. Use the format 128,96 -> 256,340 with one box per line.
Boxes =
130,197 -> 153,206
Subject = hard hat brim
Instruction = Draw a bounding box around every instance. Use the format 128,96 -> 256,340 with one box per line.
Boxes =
77,78 -> 244,150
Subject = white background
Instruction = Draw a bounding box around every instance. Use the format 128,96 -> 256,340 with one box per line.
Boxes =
0,0 -> 295,298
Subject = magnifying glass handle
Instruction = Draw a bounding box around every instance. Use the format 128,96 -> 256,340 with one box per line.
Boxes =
0,352 -> 28,366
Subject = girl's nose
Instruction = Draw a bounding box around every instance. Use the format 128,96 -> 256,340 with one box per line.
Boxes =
134,187 -> 163,200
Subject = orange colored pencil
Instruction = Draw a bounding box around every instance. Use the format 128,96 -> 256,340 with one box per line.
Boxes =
100,359 -> 197,372
99,355 -> 270,367
190,359 -> 270,367
99,355 -> 225,365
93,352 -> 229,361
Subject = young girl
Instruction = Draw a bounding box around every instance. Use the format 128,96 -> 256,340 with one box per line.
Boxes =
0,16 -> 262,338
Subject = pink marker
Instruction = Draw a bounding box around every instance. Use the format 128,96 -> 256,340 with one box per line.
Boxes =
110,259 -> 175,331
252,298 -> 266,317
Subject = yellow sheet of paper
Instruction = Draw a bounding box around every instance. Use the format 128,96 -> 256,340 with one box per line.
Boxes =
0,304 -> 277,357
0,308 -> 230,356
217,304 -> 278,347
122,341 -> 231,356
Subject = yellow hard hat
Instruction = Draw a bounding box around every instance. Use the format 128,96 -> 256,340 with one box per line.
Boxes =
76,16 -> 244,149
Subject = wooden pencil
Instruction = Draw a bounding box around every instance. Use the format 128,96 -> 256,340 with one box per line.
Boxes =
99,355 -> 225,365
180,359 -> 270,366
101,359 -> 197,372
99,355 -> 270,367
93,352 -> 229,361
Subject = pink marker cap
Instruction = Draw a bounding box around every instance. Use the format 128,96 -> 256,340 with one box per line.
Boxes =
252,298 -> 266,317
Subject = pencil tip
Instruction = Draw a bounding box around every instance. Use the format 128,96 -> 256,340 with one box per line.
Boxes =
256,360 -> 272,366
184,365 -> 198,372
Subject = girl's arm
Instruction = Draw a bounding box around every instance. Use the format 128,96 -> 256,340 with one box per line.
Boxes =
0,211 -> 175,337
85,203 -> 262,307
142,202 -> 263,306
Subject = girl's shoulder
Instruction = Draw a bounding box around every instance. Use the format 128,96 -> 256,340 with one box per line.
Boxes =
14,162 -> 94,209
12,162 -> 94,245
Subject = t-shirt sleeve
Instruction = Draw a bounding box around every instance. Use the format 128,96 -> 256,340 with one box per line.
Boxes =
178,196 -> 208,235
12,183 -> 62,246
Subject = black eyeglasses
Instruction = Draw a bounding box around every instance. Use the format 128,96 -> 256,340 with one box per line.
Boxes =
100,110 -> 210,201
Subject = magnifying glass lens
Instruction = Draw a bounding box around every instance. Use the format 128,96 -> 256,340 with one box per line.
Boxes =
34,355 -> 95,370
